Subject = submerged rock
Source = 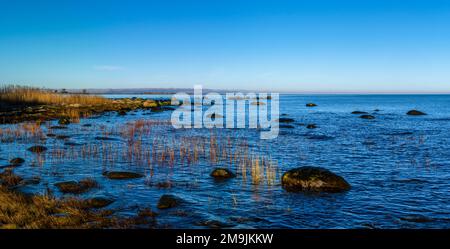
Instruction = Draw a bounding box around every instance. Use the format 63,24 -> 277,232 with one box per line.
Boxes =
407,110 -> 427,116
351,111 -> 368,114
278,118 -> 295,123
9,158 -> 25,166
306,135 -> 334,141
83,197 -> 115,209
27,145 -> 48,153
55,135 -> 70,140
210,168 -> 236,179
157,194 -> 181,209
196,220 -> 235,228
360,115 -> 375,120
117,110 -> 127,116
400,215 -> 433,223
280,124 -> 295,129
103,171 -> 144,180
306,103 -> 317,107
55,178 -> 98,194
281,166 -> 350,192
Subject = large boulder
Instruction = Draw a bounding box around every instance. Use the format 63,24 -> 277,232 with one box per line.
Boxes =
210,168 -> 236,179
281,166 -> 350,192
407,110 -> 426,116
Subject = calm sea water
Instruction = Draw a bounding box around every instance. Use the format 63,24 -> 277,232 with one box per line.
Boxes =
2,94 -> 450,228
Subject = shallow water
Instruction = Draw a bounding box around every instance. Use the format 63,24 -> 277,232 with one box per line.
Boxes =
1,94 -> 450,228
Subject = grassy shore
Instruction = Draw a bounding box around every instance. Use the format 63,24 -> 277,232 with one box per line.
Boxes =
0,186 -> 157,229
0,85 -> 172,124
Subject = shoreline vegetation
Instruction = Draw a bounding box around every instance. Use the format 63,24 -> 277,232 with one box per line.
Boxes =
0,85 -> 172,124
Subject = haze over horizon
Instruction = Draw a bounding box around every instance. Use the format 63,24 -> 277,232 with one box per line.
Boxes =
1,0 -> 450,93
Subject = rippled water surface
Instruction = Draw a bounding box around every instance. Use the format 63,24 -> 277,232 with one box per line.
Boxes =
2,94 -> 450,228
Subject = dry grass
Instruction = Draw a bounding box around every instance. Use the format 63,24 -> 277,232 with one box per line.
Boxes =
0,186 -> 154,229
0,85 -> 109,106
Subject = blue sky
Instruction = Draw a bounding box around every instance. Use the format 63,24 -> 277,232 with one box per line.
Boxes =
1,0 -> 449,92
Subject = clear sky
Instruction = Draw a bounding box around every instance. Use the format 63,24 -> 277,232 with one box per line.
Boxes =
1,0 -> 450,92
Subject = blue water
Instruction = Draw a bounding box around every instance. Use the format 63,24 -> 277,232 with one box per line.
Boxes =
2,94 -> 450,228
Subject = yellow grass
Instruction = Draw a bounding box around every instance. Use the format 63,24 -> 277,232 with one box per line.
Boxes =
0,85 -> 109,106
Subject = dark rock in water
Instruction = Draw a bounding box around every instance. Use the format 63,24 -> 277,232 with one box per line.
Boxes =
64,142 -> 84,146
82,124 -> 92,127
56,135 -> 70,140
83,197 -> 115,209
306,124 -> 317,129
117,110 -> 127,116
157,194 -> 181,209
50,126 -> 68,129
58,117 -> 70,125
46,133 -> 56,137
0,170 -> 23,187
407,110 -> 427,116
306,135 -> 334,141
210,168 -> 236,179
103,171 -> 144,180
280,124 -> 295,129
21,176 -> 41,185
196,220 -> 235,228
281,166 -> 350,192
55,178 -> 98,194
27,145 -> 48,153
400,215 -> 433,223
94,136 -> 118,141
278,118 -> 295,123
9,158 -> 25,166
360,115 -> 375,120
206,113 -> 223,119
306,103 -> 317,107
352,111 -> 368,114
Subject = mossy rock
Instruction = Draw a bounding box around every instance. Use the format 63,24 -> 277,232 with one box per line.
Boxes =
407,110 -> 426,116
210,168 -> 236,179
281,166 -> 350,192
27,145 -> 48,153
157,194 -> 181,209
103,171 -> 144,180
